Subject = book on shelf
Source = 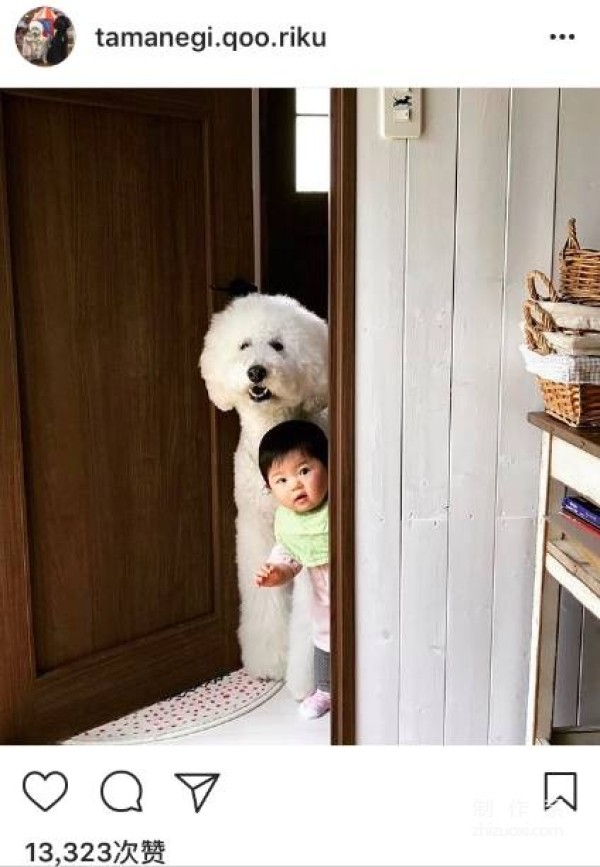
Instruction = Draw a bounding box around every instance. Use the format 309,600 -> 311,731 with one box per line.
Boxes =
557,511 -> 600,575
562,495 -> 600,532
560,509 -> 600,542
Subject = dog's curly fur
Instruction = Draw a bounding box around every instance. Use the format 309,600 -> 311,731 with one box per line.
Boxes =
200,293 -> 328,698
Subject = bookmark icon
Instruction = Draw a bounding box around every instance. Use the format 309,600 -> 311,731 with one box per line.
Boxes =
174,773 -> 220,813
544,772 -> 577,811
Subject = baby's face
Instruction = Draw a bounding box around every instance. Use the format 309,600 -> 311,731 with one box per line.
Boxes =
267,450 -> 328,513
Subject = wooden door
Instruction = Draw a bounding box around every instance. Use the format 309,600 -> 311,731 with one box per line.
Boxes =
0,89 -> 253,744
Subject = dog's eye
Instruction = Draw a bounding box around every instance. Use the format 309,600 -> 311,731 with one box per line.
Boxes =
239,340 -> 251,351
269,340 -> 284,352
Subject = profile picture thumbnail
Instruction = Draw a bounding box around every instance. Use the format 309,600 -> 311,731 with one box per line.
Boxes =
15,6 -> 75,67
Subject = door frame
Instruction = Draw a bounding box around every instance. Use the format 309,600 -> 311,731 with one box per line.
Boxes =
330,89 -> 356,745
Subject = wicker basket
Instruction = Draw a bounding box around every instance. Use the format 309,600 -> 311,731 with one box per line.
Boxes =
560,218 -> 600,305
523,271 -> 558,355
523,271 -> 600,426
536,378 -> 600,427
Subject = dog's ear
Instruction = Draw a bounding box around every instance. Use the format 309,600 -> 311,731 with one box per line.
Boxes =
299,352 -> 329,414
198,343 -> 235,412
212,278 -> 258,298
303,392 -> 328,414
295,308 -> 329,414
201,374 -> 235,412
302,373 -> 329,414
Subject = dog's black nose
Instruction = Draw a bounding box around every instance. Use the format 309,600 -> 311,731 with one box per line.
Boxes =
247,365 -> 267,384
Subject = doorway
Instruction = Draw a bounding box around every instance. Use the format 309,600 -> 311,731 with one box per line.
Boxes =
0,88 -> 356,745
259,89 -> 328,321
259,88 -> 356,745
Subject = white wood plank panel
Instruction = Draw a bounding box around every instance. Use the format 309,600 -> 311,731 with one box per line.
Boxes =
489,89 -> 559,744
554,89 -> 600,284
355,88 -> 406,744
445,89 -> 510,744
488,517 -> 536,743
399,89 -> 458,744
399,520 -> 447,743
355,88 -> 600,745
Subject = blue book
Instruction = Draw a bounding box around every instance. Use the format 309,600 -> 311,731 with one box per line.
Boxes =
562,496 -> 600,531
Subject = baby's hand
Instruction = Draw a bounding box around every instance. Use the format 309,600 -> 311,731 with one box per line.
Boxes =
254,563 -> 291,587
254,563 -> 273,587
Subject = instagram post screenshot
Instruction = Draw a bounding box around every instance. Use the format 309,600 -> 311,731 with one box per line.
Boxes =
1,1 -> 600,865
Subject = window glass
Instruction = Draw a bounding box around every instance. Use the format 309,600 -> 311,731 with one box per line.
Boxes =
295,89 -> 330,193
296,87 -> 330,115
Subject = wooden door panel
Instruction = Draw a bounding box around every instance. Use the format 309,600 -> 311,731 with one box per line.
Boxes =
0,90 -> 252,743
6,99 -> 214,667
23,618 -> 231,743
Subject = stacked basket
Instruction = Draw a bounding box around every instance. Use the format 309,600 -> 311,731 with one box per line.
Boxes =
521,219 -> 600,427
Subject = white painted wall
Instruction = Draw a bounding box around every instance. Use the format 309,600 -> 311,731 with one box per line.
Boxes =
355,88 -> 600,744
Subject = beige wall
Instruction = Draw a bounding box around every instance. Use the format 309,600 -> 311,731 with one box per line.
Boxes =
355,89 -> 600,744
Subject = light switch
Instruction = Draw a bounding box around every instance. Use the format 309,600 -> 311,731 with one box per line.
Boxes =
381,88 -> 422,139
394,106 -> 411,122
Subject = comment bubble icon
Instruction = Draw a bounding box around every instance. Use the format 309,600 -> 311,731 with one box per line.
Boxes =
100,771 -> 143,813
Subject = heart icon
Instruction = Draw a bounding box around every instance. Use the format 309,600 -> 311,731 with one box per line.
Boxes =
23,771 -> 68,812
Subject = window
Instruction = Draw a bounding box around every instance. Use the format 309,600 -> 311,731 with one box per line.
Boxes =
295,88 -> 330,193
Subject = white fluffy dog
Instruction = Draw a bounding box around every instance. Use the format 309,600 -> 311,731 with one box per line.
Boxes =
200,292 -> 328,699
22,21 -> 49,63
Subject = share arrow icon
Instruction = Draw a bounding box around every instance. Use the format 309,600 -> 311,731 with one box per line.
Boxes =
174,773 -> 220,813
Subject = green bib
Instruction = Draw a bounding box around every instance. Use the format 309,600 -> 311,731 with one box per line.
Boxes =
274,501 -> 329,567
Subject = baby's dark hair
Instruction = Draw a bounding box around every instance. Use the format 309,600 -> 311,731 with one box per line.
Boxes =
258,420 -> 328,485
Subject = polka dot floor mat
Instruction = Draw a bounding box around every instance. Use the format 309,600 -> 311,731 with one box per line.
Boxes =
65,669 -> 283,743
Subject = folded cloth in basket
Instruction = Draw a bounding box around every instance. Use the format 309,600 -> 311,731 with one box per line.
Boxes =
542,331 -> 600,356
532,301 -> 600,331
520,344 -> 600,384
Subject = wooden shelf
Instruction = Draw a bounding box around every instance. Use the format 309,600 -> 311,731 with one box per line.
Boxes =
546,512 -> 600,563
551,725 -> 600,746
527,415 -> 600,744
545,515 -> 600,617
546,538 -> 600,588
528,412 -> 600,460
545,552 -> 600,619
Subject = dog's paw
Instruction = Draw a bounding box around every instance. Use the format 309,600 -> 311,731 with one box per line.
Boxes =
242,657 -> 287,682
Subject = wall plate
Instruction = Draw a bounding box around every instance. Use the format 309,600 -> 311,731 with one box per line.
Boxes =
381,88 -> 422,139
